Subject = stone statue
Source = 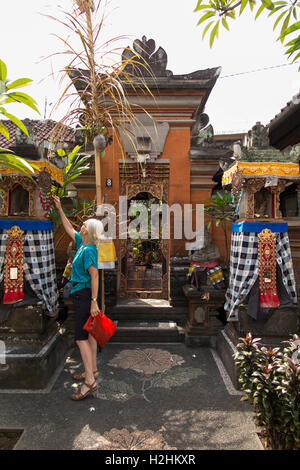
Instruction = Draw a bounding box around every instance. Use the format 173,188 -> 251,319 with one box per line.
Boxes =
190,227 -> 220,263
247,122 -> 270,148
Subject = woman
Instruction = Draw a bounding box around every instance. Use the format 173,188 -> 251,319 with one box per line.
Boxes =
53,195 -> 103,401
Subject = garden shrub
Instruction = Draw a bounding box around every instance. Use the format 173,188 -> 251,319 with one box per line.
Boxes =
234,332 -> 300,450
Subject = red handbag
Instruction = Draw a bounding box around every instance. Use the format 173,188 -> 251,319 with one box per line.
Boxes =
83,311 -> 117,347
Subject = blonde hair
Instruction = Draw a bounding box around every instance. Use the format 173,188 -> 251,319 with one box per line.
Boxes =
84,218 -> 104,249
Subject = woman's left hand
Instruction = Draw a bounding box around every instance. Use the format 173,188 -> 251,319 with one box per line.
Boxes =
90,301 -> 99,317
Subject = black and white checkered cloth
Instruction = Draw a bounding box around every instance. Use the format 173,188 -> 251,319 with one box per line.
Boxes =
0,229 -> 58,316
224,230 -> 297,321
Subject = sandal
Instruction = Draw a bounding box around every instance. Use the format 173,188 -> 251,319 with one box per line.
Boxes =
71,381 -> 98,401
72,370 -> 99,381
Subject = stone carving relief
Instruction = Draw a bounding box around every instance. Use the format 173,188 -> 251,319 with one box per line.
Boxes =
122,35 -> 172,77
189,226 -> 220,263
270,179 -> 287,219
247,122 -> 270,148
119,113 -> 169,161
245,179 -> 265,219
190,113 -> 214,147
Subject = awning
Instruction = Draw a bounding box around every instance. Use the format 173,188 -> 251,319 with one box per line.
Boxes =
0,160 -> 64,185
222,161 -> 300,186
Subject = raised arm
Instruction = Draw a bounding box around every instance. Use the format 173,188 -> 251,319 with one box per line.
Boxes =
88,265 -> 99,317
53,195 -> 76,242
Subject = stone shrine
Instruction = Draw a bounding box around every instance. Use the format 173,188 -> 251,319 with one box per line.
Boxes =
0,120 -> 76,389
217,122 -> 300,387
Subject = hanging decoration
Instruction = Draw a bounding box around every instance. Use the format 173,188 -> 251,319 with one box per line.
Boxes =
37,168 -> 53,217
3,225 -> 25,304
231,167 -> 244,215
257,228 -> 280,308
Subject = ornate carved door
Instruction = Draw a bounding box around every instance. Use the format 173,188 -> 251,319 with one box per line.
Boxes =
119,163 -> 169,299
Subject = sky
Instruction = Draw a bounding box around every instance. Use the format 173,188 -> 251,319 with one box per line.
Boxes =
1,0 -> 299,134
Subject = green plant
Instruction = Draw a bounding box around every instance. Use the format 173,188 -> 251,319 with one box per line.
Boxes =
234,332 -> 300,449
194,0 -> 300,64
53,145 -> 92,198
0,59 -> 39,177
203,191 -> 237,265
47,145 -> 94,234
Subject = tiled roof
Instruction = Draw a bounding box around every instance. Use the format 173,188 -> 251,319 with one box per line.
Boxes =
0,119 -> 76,149
268,92 -> 300,128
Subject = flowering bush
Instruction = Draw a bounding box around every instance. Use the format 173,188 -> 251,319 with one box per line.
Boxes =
234,332 -> 300,450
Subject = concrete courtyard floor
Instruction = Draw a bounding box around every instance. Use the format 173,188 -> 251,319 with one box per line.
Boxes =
0,342 -> 263,451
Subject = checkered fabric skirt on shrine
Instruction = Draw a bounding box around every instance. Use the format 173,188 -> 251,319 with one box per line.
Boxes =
224,230 -> 297,321
0,229 -> 58,316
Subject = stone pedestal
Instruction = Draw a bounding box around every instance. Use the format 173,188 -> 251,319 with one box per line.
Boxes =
236,305 -> 299,342
170,258 -> 190,307
104,267 -> 118,307
216,305 -> 299,390
182,284 -> 225,347
0,303 -> 72,390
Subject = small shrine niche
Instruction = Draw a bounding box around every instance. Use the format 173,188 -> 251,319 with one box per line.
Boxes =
254,187 -> 272,218
0,176 -> 36,218
9,184 -> 30,216
0,167 -> 58,219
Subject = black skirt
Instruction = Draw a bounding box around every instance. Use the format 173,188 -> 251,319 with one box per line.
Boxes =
70,287 -> 91,341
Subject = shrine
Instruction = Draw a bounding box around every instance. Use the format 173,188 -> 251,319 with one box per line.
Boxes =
217,122 -> 300,386
0,119 -> 76,389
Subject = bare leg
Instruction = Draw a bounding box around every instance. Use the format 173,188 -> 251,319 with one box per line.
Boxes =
76,340 -> 95,393
88,334 -> 98,372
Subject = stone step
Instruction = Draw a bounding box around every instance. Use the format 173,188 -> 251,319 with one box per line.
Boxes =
107,299 -> 188,325
62,299 -> 188,343
110,320 -> 185,343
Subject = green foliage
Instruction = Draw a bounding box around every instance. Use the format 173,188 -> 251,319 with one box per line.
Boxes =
204,191 -> 236,227
203,191 -> 237,265
0,59 -> 39,178
194,0 -> 300,63
0,147 -> 37,177
48,146 -> 93,233
234,332 -> 300,449
0,59 -> 39,140
53,146 -> 92,198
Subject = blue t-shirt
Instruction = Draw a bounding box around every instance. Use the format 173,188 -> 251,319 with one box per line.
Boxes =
70,232 -> 98,294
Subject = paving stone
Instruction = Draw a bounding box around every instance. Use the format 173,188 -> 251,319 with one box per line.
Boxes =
0,342 -> 263,451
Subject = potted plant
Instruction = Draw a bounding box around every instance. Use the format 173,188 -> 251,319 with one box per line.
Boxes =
203,190 -> 237,266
